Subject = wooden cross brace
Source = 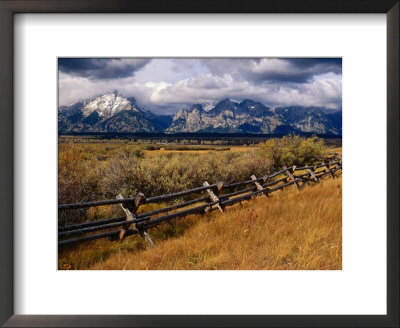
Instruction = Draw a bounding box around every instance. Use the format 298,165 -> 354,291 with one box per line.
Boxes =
283,165 -> 301,189
203,181 -> 225,213
328,161 -> 336,179
334,153 -> 342,162
116,193 -> 154,246
322,161 -> 329,171
251,175 -> 268,197
321,162 -> 335,179
262,174 -> 271,183
306,166 -> 319,182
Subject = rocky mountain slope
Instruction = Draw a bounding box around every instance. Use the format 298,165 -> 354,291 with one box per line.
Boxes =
167,99 -> 341,135
58,91 -> 172,133
58,92 -> 341,135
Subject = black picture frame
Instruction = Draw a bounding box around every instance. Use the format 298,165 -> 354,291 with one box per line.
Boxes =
0,1 -> 398,327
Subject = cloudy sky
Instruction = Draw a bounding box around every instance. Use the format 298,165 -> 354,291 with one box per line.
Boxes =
58,58 -> 342,114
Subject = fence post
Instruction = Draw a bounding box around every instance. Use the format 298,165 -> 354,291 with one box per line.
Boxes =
203,181 -> 225,213
283,165 -> 301,189
116,193 -> 154,247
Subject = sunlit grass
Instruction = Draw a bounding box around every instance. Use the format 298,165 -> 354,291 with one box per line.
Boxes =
59,174 -> 342,270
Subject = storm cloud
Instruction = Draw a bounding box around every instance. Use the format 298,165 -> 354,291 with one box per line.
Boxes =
200,58 -> 342,83
58,58 -> 342,113
58,58 -> 151,80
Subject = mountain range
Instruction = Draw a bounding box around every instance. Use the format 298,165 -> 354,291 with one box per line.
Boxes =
58,91 -> 342,135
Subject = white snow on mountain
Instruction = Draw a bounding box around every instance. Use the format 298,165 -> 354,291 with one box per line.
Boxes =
82,92 -> 139,118
201,101 -> 218,112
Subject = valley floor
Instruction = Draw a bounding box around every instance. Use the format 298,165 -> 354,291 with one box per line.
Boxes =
59,174 -> 342,270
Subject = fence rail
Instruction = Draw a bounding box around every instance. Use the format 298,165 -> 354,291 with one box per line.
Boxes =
58,155 -> 342,247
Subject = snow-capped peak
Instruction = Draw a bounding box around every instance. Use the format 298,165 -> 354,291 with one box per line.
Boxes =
201,101 -> 218,112
82,92 -> 139,118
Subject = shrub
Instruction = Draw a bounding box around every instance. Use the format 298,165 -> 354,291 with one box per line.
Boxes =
131,147 -> 145,158
58,146 -> 104,225
117,146 -> 145,159
145,145 -> 161,151
99,149 -> 272,200
258,135 -> 325,170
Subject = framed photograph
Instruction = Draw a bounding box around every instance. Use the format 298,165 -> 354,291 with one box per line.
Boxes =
1,1 -> 398,327
57,56 -> 344,270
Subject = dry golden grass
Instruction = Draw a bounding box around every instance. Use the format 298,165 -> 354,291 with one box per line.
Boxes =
58,141 -> 256,160
326,146 -> 342,155
59,174 -> 342,270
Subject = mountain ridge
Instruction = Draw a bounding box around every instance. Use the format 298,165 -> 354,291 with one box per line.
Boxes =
58,92 -> 342,135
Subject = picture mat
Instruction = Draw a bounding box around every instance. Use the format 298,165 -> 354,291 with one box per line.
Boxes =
14,14 -> 386,315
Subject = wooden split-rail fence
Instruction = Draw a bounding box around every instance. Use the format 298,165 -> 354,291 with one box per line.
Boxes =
58,155 -> 342,247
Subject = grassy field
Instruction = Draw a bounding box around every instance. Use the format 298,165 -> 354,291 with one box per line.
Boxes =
58,173 -> 342,270
58,135 -> 342,270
